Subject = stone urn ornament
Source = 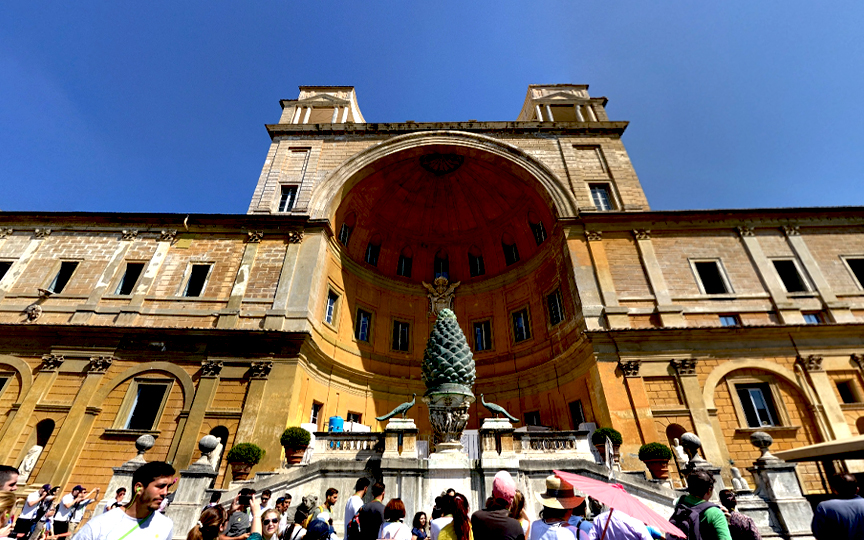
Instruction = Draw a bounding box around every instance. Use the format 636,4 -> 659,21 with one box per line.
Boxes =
280,427 -> 311,466
638,442 -> 673,480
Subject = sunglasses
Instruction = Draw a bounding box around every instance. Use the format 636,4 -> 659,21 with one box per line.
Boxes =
263,519 -> 280,525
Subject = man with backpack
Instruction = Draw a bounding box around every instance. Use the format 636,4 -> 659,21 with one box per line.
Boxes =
669,470 -> 731,540
354,482 -> 385,540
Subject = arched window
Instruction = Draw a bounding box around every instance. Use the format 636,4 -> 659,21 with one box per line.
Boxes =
397,246 -> 413,277
434,249 -> 449,279
339,212 -> 356,246
502,233 -> 520,266
365,234 -> 382,266
36,419 -> 55,447
468,245 -> 485,277
528,212 -> 547,245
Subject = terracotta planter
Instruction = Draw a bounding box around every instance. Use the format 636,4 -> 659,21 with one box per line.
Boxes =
229,461 -> 252,481
643,458 -> 670,480
284,446 -> 307,465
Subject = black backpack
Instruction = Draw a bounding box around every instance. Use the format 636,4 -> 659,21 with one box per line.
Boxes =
346,511 -> 362,540
667,500 -> 717,540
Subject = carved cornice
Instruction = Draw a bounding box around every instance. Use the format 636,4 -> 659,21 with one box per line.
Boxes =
0,228 -> 12,239
618,360 -> 641,378
737,226 -> 755,237
201,359 -> 224,378
88,356 -> 113,374
585,231 -> 602,242
851,354 -> 864,372
159,230 -> 177,242
34,228 -> 51,238
246,231 -> 264,243
782,225 -> 800,236
39,354 -> 65,372
632,229 -> 651,241
796,355 -> 823,372
250,361 -> 274,379
287,230 -> 304,244
120,229 -> 138,241
671,358 -> 698,377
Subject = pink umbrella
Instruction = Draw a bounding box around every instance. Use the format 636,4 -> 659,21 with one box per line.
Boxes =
554,470 -> 685,539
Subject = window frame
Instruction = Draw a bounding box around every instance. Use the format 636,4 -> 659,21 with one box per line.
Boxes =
180,262 -> 214,298
588,183 -> 617,211
719,314 -> 741,327
391,318 -> 411,353
111,261 -> 147,297
277,185 -> 299,213
770,258 -> 811,294
836,380 -> 861,404
840,256 -> 864,290
726,375 -> 790,429
803,312 -> 823,324
396,251 -> 413,278
510,306 -> 533,344
346,411 -> 362,424
546,288 -> 566,327
354,307 -> 373,343
530,220 -> 547,246
0,372 -> 13,401
45,260 -> 81,295
323,288 -> 341,328
688,258 -> 734,295
112,377 -> 173,432
568,400 -> 585,429
472,319 -> 494,353
364,242 -> 381,267
0,260 -> 13,285
502,240 -> 520,266
338,223 -> 353,246
310,401 -> 323,428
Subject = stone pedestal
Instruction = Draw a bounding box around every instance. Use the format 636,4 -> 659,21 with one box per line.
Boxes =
479,418 -> 515,458
94,435 -> 154,514
426,451 -> 476,510
167,436 -> 220,540
383,418 -> 419,459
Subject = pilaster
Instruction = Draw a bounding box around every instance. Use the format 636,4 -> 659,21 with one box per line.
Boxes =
170,360 -> 223,470
264,235 -> 303,330
0,355 -> 62,463
795,355 -> 851,441
736,226 -> 804,324
671,359 -> 728,470
228,360 -> 276,486
563,226 -> 605,330
117,232 -> 173,325
584,231 -> 630,328
71,234 -> 133,323
216,234 -> 262,329
631,230 -> 685,327
618,360 -> 658,446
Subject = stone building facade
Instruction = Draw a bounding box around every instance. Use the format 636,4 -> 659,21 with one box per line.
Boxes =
1,84 -> 863,494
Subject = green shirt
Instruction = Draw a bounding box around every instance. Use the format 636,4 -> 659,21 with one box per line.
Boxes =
678,494 -> 732,540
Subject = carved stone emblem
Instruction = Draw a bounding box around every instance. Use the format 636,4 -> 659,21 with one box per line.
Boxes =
0,228 -> 12,239
736,226 -> 755,237
88,356 -> 113,373
619,360 -> 641,378
159,230 -> 177,242
796,355 -> 823,372
287,230 -> 303,244
250,361 -> 273,379
34,229 -> 51,238
246,231 -> 264,243
24,303 -> 43,323
201,359 -> 224,378
671,358 -> 698,376
632,229 -> 651,241
851,353 -> 864,371
422,276 -> 460,317
39,354 -> 64,372
419,153 -> 464,176
121,230 -> 138,241
585,231 -> 602,241
782,225 -> 800,236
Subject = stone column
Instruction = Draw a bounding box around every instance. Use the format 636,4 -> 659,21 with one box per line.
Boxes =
584,231 -> 630,328
0,355 -> 63,463
795,355 -> 851,440
618,360 -> 659,451
671,360 -> 729,472
171,360 -> 223,470
217,233 -> 261,329
631,230 -> 686,327
167,436 -> 220,540
95,435 -> 155,514
737,226 -> 804,324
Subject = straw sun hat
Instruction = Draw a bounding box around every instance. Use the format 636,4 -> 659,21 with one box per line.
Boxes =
535,474 -> 585,510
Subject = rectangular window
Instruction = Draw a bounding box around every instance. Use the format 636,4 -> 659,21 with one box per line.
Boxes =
310,402 -> 323,426
473,320 -> 492,352
397,255 -> 412,277
324,290 -> 339,325
278,185 -> 298,212
525,411 -> 542,426
589,184 -> 614,211
503,242 -> 520,266
364,243 -> 380,266
512,308 -> 532,343
569,400 -> 585,429
736,384 -> 779,427
355,308 -> 372,342
773,260 -> 808,293
115,262 -> 145,295
0,261 -> 12,283
346,412 -> 362,424
803,312 -> 823,324
530,221 -> 547,245
183,264 -> 211,297
339,224 -> 352,246
468,252 -> 485,277
48,261 -> 79,294
392,320 -> 410,352
845,258 -> 864,288
547,289 -> 565,326
836,381 -> 860,404
719,315 -> 741,327
124,382 -> 170,430
693,260 -> 731,294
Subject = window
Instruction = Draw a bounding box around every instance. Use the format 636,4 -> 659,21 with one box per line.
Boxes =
0,261 -> 11,283
547,289 -> 565,326
468,246 -> 485,277
392,320 -> 410,352
590,184 -> 615,211
0,374 -> 11,398
115,262 -> 145,295
512,308 -> 531,342
434,250 -> 449,279
502,234 -> 520,266
183,264 -> 211,297
845,258 -> 864,288
364,236 -> 381,266
355,308 -> 372,342
569,400 -> 585,429
549,104 -> 578,122
529,213 -> 547,245
347,412 -> 362,424
278,185 -> 298,212
772,260 -> 808,293
397,247 -> 413,277
719,315 -> 741,327
310,402 -> 323,426
473,320 -> 492,352
693,260 -> 731,294
803,312 -> 823,324
48,261 -> 79,294
324,290 -> 339,325
525,411 -> 542,426
736,384 -> 779,427
837,381 -> 860,404
122,381 -> 171,431
339,213 -> 356,246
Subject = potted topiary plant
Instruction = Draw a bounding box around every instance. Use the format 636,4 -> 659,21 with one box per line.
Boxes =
225,442 -> 265,481
638,442 -> 673,480
591,427 -> 623,458
280,426 -> 312,465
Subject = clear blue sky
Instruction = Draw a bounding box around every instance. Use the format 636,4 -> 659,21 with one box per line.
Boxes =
2,2 -> 862,214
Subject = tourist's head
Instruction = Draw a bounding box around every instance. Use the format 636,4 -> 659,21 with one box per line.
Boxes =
187,505 -> 227,540
72,485 -> 85,496
384,498 -> 406,522
535,475 -> 584,512
305,519 -> 331,540
0,491 -> 18,527
0,466 -> 18,492
508,489 -> 525,520
325,487 -> 338,506
131,461 -> 176,511
829,473 -> 859,498
116,487 -> 127,500
492,470 -> 516,506
718,489 -> 736,511
261,489 -> 272,506
686,470 -> 715,500
371,482 -> 386,500
354,477 -> 371,494
261,509 -> 280,538
413,512 -> 427,529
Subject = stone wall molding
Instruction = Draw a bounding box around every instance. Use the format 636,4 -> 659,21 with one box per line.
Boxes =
286,230 -> 303,244
159,230 -> 177,242
201,360 -> 224,378
618,360 -> 641,378
246,231 -> 264,243
0,355 -> 34,400
585,231 -> 603,241
249,361 -> 274,379
88,362 -> 195,411
120,230 -> 138,241
670,358 -> 698,377
795,355 -> 823,372
0,229 -> 12,239
87,356 -> 114,374
39,354 -> 64,372
34,229 -> 51,238
736,225 -> 755,237
632,229 -> 651,240
701,358 -> 811,411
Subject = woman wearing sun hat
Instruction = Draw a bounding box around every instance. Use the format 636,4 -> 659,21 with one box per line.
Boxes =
530,475 -> 586,540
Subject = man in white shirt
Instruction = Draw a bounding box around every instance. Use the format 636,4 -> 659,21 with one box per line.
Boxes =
70,488 -> 101,532
14,484 -> 51,539
55,485 -> 87,537
72,461 -> 176,540
344,477 -> 370,539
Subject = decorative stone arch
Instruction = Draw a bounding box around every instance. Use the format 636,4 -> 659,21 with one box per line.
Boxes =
0,354 -> 34,400
702,358 -> 813,410
307,130 -> 580,223
88,362 -> 195,411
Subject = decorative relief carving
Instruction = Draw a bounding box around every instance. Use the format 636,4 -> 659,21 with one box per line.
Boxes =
782,225 -> 800,236
24,303 -> 43,323
671,358 -> 698,377
250,361 -> 273,379
201,359 -> 224,378
632,229 -> 651,241
585,231 -> 602,242
618,360 -> 641,378
246,231 -> 264,243
422,277 -> 461,316
796,355 -> 823,372
88,356 -> 113,373
736,226 -> 755,237
34,229 -> 52,238
419,153 -> 464,176
120,230 -> 138,241
851,353 -> 864,371
39,354 -> 64,372
287,230 -> 303,244
0,228 -> 12,239
159,230 -> 177,242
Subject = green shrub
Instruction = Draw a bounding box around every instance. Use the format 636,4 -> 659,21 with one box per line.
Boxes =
638,442 -> 673,461
225,443 -> 265,465
280,426 -> 311,449
591,427 -> 623,446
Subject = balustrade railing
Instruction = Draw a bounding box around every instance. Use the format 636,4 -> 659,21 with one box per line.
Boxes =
310,432 -> 384,462
513,430 -> 594,458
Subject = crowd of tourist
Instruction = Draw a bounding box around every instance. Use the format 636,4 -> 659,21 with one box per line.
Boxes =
0,462 -> 863,540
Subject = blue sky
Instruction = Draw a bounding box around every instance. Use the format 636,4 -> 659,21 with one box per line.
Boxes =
1,2 -> 862,214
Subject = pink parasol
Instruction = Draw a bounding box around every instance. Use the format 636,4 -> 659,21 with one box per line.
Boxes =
554,470 -> 685,539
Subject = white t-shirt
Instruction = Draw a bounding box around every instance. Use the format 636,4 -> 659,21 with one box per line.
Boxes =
21,491 -> 43,520
379,521 -> 412,540
529,519 -> 580,540
343,495 -> 364,538
71,499 -> 96,523
55,494 -> 77,522
72,508 -> 174,540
